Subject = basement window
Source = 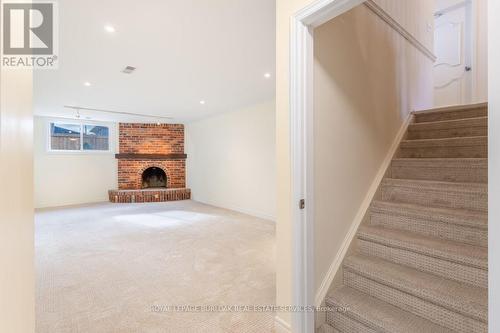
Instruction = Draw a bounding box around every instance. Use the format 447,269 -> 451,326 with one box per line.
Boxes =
49,122 -> 110,152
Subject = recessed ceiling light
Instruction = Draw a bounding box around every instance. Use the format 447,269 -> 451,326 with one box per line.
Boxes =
83,81 -> 91,87
200,100 -> 206,105
122,66 -> 136,74
104,25 -> 116,33
264,73 -> 271,79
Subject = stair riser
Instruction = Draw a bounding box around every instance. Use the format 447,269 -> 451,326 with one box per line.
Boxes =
391,163 -> 488,183
398,145 -> 487,158
370,212 -> 487,246
326,312 -> 377,333
414,108 -> 487,123
380,184 -> 487,212
344,271 -> 487,333
407,126 -> 487,140
358,240 -> 488,288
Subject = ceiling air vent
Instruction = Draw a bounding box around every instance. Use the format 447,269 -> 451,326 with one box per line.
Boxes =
122,66 -> 136,74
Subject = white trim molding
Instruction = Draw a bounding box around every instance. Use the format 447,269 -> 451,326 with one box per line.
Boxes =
275,316 -> 293,333
296,0 -> 367,27
290,1 -> 367,332
314,113 -> 414,307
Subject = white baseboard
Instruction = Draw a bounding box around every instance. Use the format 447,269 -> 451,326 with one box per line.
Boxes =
190,197 -> 276,222
35,200 -> 109,210
314,113 -> 414,306
274,316 -> 292,333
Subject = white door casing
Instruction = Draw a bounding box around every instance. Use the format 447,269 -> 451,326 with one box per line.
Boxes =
290,0 -> 367,332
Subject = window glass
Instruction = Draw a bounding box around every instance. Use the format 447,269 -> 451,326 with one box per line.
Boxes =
83,125 -> 109,151
50,123 -> 81,150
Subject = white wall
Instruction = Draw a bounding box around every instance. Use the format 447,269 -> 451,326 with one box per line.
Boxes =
34,116 -> 118,208
186,100 -> 276,220
313,3 -> 434,306
374,0 -> 435,50
0,69 -> 35,332
474,0 -> 488,102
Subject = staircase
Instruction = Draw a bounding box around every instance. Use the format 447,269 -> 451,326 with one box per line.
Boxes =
322,103 -> 488,333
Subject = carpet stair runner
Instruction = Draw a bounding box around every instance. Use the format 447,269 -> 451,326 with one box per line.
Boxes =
322,103 -> 488,333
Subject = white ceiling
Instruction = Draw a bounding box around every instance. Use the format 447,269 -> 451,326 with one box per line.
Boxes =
34,0 -> 276,123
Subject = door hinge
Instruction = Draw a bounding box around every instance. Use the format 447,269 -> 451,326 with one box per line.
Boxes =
299,199 -> 305,210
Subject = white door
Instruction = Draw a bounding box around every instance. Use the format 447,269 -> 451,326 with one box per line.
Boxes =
433,0 -> 473,107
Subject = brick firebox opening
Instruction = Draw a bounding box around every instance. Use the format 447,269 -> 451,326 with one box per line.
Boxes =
142,167 -> 167,188
109,123 -> 191,203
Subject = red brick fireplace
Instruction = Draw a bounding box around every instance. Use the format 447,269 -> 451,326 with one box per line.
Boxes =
109,123 -> 191,203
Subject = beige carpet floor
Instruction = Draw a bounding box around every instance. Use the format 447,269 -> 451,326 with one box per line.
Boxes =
35,200 -> 276,333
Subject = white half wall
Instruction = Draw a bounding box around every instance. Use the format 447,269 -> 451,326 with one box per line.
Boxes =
34,116 -> 118,208
186,100 -> 276,220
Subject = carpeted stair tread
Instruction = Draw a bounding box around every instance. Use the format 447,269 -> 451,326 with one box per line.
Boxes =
401,136 -> 487,146
382,178 -> 487,192
343,255 -> 488,322
358,239 -> 487,288
326,286 -> 454,333
392,158 -> 487,166
398,136 -> 487,158
380,178 -> 487,212
357,225 -> 487,269
343,270 -> 486,332
370,200 -> 487,246
371,200 -> 487,230
413,103 -> 487,123
392,158 -> 488,167
407,116 -> 487,139
408,116 -> 487,130
390,158 -> 487,183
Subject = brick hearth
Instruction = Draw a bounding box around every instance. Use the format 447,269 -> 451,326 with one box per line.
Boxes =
109,123 -> 191,203
109,188 -> 191,203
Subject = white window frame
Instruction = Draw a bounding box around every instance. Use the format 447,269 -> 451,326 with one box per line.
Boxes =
47,120 -> 114,154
